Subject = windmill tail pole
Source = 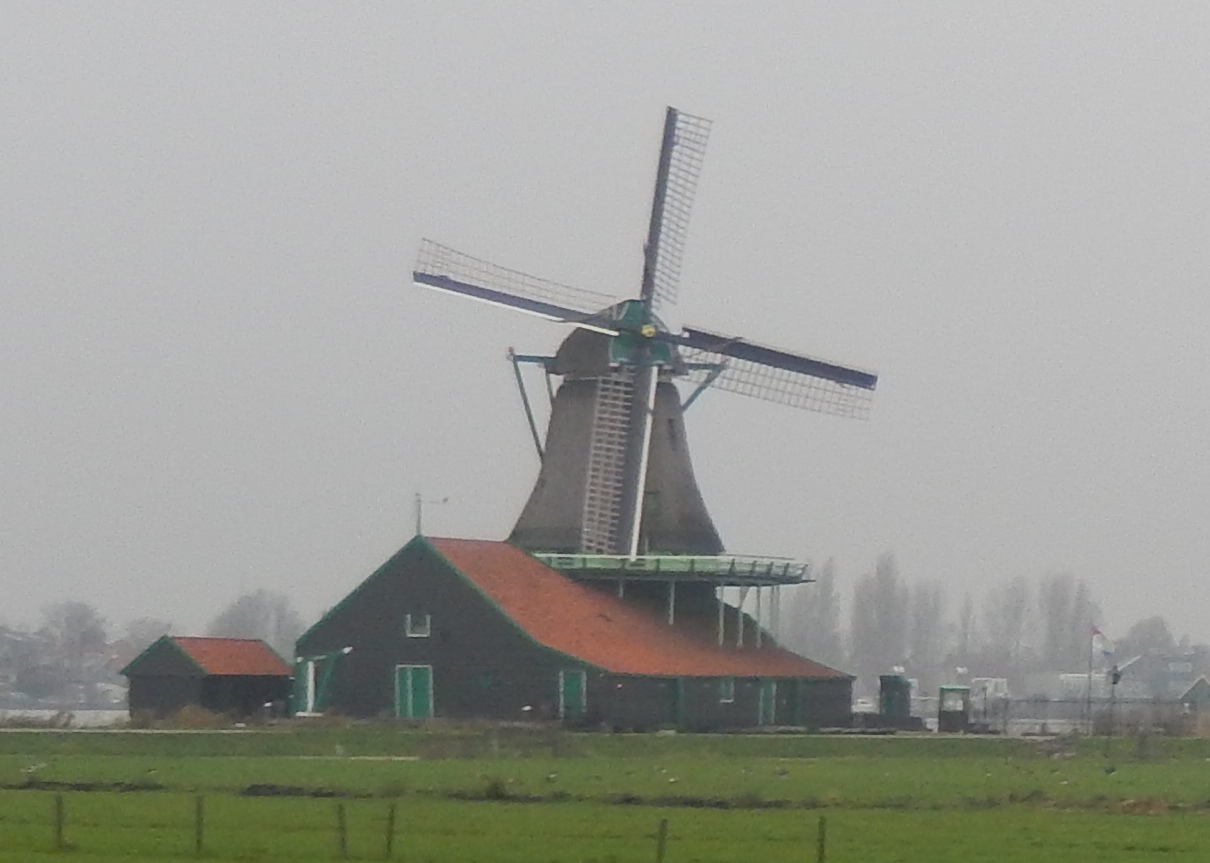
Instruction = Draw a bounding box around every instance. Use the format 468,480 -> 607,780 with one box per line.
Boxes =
509,348 -> 545,461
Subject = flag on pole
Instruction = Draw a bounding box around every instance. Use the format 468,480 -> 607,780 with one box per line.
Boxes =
1091,626 -> 1113,659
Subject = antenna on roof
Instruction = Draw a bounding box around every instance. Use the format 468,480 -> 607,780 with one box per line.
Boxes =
413,493 -> 450,536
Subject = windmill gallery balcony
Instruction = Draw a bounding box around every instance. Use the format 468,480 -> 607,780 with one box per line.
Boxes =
534,552 -> 809,648
532,552 -> 808,586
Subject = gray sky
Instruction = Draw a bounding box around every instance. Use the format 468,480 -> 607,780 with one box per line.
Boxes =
3,3 -> 1208,642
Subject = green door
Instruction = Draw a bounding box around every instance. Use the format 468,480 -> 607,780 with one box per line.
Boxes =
558,670 -> 586,720
394,665 -> 433,719
758,679 -> 777,726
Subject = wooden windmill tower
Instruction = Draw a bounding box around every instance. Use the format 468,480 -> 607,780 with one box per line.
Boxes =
414,108 -> 877,568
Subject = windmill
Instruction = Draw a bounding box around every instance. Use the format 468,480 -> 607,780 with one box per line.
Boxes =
413,107 -> 877,565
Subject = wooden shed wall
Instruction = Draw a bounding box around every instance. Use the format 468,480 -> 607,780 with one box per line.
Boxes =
298,541 -> 586,720
127,675 -> 203,718
298,539 -> 853,728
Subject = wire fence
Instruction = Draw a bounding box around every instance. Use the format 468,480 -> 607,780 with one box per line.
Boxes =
911,696 -> 1209,737
1,792 -> 835,862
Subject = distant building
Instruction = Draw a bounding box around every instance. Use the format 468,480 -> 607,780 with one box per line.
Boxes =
121,636 -> 291,719
1106,652 -> 1199,701
1180,677 -> 1210,710
296,537 -> 851,729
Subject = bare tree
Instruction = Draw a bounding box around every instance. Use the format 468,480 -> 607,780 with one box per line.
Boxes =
39,601 -> 107,675
784,558 -> 843,669
979,575 -> 1032,678
112,617 -> 173,668
849,552 -> 909,692
1037,573 -> 1098,672
207,590 -> 303,659
906,581 -> 946,693
949,592 -> 976,674
1117,615 -> 1177,658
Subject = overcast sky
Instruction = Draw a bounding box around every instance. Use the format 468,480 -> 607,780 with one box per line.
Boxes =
3,4 -> 1209,644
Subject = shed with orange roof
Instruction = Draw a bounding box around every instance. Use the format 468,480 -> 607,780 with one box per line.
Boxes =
295,537 -> 852,729
122,636 -> 291,719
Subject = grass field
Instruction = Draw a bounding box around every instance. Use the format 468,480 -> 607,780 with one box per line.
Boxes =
0,726 -> 1207,861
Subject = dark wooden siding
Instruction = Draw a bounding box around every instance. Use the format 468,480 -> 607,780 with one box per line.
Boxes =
124,639 -> 203,677
298,539 -> 853,728
585,675 -> 675,729
128,674 -> 289,719
795,678 -> 853,727
200,676 -> 290,716
586,674 -> 852,731
679,676 -> 758,730
127,675 -> 202,718
298,541 -> 588,720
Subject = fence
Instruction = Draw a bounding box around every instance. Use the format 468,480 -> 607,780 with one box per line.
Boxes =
911,696 -> 1206,737
2,791 -> 833,862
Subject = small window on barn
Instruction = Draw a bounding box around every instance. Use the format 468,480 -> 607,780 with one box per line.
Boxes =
719,677 -> 735,703
405,613 -> 431,638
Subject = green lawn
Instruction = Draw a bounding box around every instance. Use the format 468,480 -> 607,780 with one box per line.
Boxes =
2,792 -> 1207,862
0,728 -> 1207,861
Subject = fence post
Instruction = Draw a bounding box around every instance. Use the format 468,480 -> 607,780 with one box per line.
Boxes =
195,795 -> 205,855
816,815 -> 827,863
54,793 -> 66,850
385,801 -> 396,860
655,818 -> 668,863
337,802 -> 348,858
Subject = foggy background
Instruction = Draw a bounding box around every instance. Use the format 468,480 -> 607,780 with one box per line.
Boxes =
3,4 -> 1208,647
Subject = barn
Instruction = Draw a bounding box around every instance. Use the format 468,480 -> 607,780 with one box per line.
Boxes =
122,636 -> 291,719
295,536 -> 851,729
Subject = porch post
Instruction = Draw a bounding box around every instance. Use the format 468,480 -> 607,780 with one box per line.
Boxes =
716,583 -> 725,645
755,586 -> 763,648
737,586 -> 749,647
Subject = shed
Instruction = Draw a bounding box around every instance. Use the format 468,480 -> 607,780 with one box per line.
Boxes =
122,636 -> 291,719
296,536 -> 852,729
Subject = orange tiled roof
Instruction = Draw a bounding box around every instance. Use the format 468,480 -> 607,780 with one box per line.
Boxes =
171,637 -> 291,676
428,538 -> 846,679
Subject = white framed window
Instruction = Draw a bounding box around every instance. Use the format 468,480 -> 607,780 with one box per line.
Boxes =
719,677 -> 735,703
405,613 -> 431,638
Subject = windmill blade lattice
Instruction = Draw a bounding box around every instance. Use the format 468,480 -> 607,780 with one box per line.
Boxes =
674,327 -> 877,419
681,353 -> 874,418
645,110 -> 712,312
414,239 -> 617,324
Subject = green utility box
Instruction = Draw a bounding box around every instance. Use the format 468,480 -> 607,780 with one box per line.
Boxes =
938,685 -> 972,733
879,675 -> 913,721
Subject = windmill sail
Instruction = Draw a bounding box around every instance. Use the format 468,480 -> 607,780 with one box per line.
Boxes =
414,239 -> 618,331
671,326 -> 878,419
615,108 -> 712,558
413,105 -> 878,560
641,108 -> 712,312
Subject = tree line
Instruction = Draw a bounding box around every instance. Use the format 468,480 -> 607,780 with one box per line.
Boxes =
0,591 -> 304,709
780,552 -> 1203,698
